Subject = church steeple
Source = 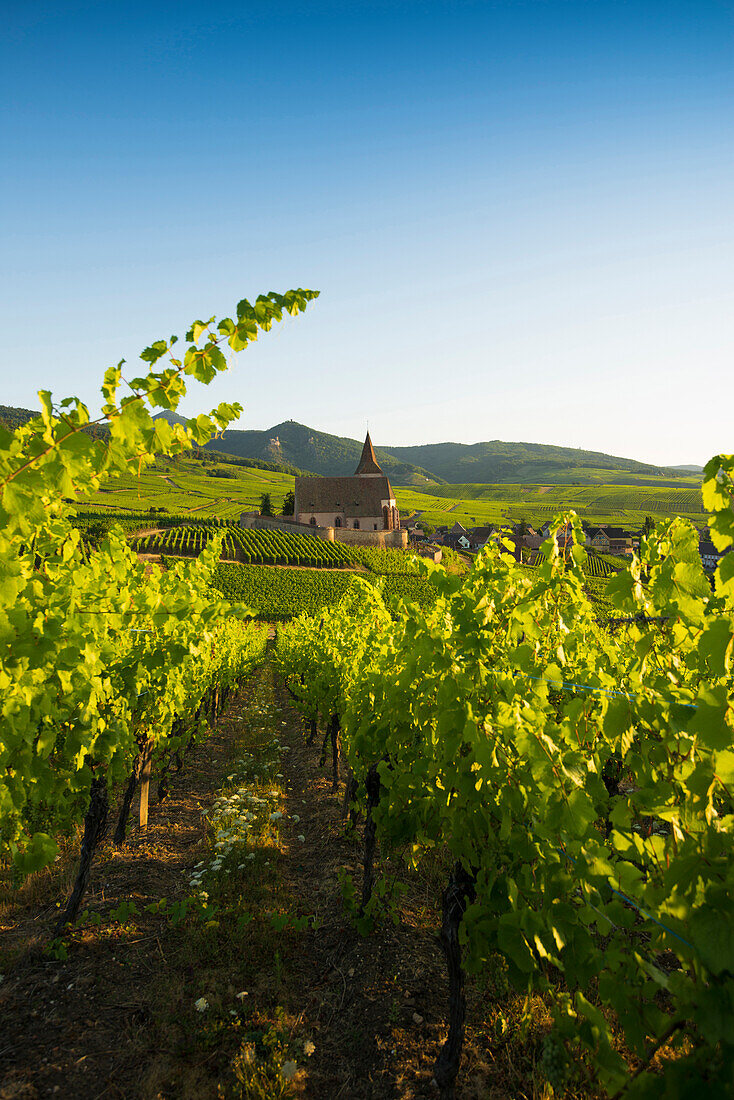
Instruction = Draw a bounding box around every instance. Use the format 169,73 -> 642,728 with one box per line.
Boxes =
354,431 -> 384,477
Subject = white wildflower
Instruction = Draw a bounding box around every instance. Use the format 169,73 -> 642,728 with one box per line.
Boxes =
269,811 -> 283,821
297,835 -> 305,843
281,1060 -> 297,1080
236,991 -> 249,1001
292,814 -> 300,823
195,997 -> 209,1012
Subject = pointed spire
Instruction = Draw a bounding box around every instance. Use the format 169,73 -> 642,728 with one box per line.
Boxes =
354,431 -> 384,476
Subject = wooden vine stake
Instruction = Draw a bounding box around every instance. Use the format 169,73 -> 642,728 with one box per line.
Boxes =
138,739 -> 154,829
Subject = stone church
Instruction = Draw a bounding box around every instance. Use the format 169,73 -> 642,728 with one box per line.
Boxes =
295,433 -> 400,533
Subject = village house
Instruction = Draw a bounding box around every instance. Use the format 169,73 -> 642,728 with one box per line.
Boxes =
512,523 -> 543,551
553,520 -> 576,549
585,526 -> 633,555
446,522 -> 471,550
699,534 -> 731,571
468,526 -> 496,551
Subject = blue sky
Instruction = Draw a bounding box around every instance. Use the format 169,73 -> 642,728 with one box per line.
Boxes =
2,0 -> 732,466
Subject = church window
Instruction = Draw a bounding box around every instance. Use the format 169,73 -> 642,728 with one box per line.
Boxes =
373,524 -> 377,530
309,517 -> 316,526
335,516 -> 342,527
353,520 -> 360,529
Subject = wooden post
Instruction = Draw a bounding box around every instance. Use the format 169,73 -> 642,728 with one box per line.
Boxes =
139,739 -> 153,829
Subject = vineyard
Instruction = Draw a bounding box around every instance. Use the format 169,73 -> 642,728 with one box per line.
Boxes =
134,524 -> 356,566
522,547 -> 620,577
351,545 -> 421,574
274,467 -> 734,1098
397,479 -> 707,532
2,291 -> 734,1100
210,562 -> 433,619
75,452 -> 297,517
583,550 -> 622,577
130,521 -> 427,574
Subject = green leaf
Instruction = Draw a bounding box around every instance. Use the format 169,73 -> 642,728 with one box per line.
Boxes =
13,832 -> 58,874
140,340 -> 168,364
689,906 -> 734,975
688,686 -> 731,751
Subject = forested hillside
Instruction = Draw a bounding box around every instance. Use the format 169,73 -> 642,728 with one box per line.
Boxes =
204,419 -> 695,485
202,419 -> 441,483
0,404 -> 37,430
385,437 -> 695,483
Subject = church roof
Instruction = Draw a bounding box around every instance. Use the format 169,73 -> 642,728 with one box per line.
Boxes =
354,432 -> 384,476
296,475 -> 395,518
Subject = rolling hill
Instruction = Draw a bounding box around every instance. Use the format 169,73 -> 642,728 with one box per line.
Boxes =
383,439 -> 697,484
200,419 -> 441,484
206,420 -> 698,486
2,405 -> 702,487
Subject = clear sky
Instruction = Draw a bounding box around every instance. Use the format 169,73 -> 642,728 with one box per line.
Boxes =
2,0 -> 732,467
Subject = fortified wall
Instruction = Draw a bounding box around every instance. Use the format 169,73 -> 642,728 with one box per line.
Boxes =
238,512 -> 408,549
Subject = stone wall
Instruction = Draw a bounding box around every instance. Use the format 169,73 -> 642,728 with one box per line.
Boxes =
415,547 -> 442,564
238,511 -> 407,548
331,527 -> 407,548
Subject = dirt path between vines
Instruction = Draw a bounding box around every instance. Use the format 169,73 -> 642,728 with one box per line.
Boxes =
0,657 -> 549,1100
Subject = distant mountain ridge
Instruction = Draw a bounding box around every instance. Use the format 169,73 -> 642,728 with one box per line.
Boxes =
0,405 -> 42,431
201,419 -> 441,485
384,438 -> 695,484
203,419 -> 696,484
0,405 -> 701,484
